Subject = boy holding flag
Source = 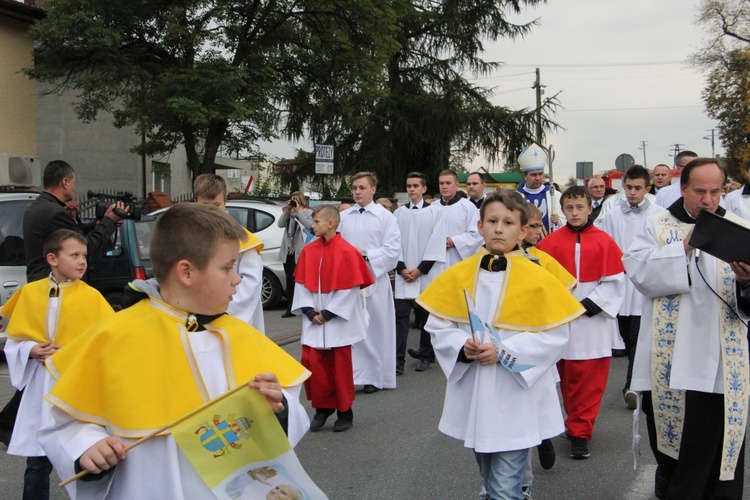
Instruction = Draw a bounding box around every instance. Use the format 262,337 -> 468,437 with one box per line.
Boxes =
39,203 -> 310,499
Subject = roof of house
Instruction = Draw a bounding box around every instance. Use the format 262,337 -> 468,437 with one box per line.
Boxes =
0,0 -> 46,23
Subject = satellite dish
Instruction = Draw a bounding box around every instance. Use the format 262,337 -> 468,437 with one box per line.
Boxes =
615,153 -> 635,172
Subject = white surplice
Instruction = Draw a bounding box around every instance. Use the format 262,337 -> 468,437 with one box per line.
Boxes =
623,210 -> 750,393
429,197 -> 482,267
565,275 -> 627,358
227,248 -> 265,334
597,192 -> 657,227
427,270 -> 568,453
39,330 -> 307,500
601,201 -> 663,316
292,285 -> 367,349
393,202 -> 446,299
724,184 -> 750,220
338,202 -> 400,389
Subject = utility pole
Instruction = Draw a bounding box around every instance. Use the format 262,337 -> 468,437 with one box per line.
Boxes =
639,140 -> 648,168
704,129 -> 716,158
532,68 -> 544,145
669,143 -> 684,164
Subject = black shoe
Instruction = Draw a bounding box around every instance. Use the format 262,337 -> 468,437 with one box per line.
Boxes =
570,437 -> 590,459
362,384 -> 380,394
396,365 -> 404,376
415,358 -> 431,371
407,348 -> 421,360
624,390 -> 638,410
537,438 -> 556,470
333,408 -> 353,432
310,409 -> 334,432
281,311 -> 295,318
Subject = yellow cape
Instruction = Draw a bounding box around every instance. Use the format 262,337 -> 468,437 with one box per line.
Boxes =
240,227 -> 263,253
46,298 -> 309,438
416,248 -> 584,332
525,246 -> 577,289
0,278 -> 114,345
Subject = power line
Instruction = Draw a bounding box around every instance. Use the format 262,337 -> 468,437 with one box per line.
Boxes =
561,105 -> 703,112
502,61 -> 683,68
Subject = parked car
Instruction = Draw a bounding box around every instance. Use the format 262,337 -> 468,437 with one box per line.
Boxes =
151,199 -> 288,309
84,216 -> 156,311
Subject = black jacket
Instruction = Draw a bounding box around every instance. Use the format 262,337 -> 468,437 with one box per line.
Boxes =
22,191 -> 116,281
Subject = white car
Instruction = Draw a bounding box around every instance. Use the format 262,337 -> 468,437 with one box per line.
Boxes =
152,199 -> 288,309
0,191 -> 41,345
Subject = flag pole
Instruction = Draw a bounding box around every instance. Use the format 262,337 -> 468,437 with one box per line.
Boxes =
59,382 -> 254,487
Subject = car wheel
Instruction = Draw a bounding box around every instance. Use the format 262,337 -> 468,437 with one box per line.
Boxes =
105,291 -> 126,312
262,269 -> 283,310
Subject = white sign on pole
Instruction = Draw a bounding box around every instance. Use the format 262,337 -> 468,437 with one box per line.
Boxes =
315,144 -> 334,174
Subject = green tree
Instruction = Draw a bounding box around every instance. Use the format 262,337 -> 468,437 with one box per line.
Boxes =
693,0 -> 750,178
702,48 -> 750,180
26,0 -> 398,180
315,0 -> 559,194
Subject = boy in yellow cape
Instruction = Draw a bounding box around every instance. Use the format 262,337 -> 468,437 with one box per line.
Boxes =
416,190 -> 584,500
194,173 -> 266,333
38,203 -> 310,499
1,229 -> 114,499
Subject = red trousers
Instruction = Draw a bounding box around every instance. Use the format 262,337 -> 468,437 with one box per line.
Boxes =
557,357 -> 611,440
301,345 -> 355,412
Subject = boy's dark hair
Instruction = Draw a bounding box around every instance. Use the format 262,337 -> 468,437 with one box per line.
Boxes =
193,174 -> 227,200
150,203 -> 247,282
438,169 -> 458,181
312,204 -> 340,227
681,158 -> 727,186
479,189 -> 529,226
560,185 -> 592,206
406,172 -> 427,187
624,164 -> 651,184
43,160 -> 75,189
43,229 -> 86,257
675,150 -> 698,165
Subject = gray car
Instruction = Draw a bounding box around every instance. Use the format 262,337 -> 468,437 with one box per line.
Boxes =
0,191 -> 40,344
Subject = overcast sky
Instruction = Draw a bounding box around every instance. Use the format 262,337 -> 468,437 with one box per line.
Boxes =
265,0 -> 719,183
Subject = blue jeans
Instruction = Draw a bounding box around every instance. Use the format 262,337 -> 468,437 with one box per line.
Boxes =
475,448 -> 529,500
24,455 -> 52,500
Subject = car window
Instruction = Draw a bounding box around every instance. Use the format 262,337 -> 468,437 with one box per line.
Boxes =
0,199 -> 34,266
254,209 -> 274,233
226,207 -> 250,230
104,226 -> 124,257
134,220 -> 154,260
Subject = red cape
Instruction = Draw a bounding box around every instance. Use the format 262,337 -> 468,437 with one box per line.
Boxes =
536,224 -> 624,283
294,233 -> 375,293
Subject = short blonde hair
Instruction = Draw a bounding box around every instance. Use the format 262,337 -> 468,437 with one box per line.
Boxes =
351,171 -> 378,187
312,205 -> 340,227
193,174 -> 227,201
151,203 -> 247,282
376,198 -> 393,211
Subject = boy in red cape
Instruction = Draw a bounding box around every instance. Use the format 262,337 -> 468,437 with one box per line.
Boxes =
292,205 -> 374,432
536,186 -> 626,460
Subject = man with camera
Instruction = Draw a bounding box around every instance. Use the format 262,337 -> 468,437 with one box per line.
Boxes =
23,160 -> 127,281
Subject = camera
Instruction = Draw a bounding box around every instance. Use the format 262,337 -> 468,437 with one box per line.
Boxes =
88,190 -> 142,221
289,199 -> 298,208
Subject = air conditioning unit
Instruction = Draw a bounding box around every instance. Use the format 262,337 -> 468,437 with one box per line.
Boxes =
0,154 -> 41,188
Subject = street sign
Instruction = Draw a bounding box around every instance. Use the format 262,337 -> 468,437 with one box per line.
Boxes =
576,161 -> 593,179
315,144 -> 334,174
614,153 -> 635,172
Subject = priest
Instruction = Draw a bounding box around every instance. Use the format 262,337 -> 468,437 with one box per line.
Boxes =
623,158 -> 750,499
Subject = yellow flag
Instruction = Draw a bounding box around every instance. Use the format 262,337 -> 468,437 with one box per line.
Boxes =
171,385 -> 291,490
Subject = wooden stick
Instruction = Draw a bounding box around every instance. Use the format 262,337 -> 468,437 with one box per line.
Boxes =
59,382 -> 252,487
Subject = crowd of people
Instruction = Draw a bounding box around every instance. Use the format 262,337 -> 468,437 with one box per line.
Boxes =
1,149 -> 750,499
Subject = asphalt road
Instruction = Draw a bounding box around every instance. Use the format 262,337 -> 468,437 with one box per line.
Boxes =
0,305 -> 747,499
